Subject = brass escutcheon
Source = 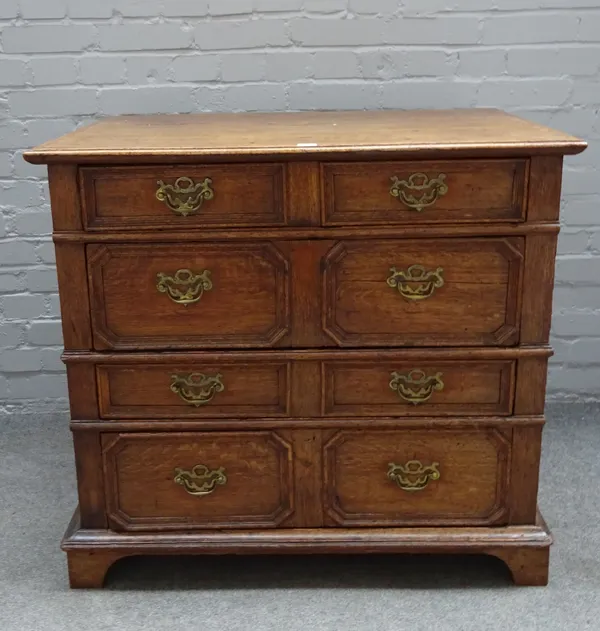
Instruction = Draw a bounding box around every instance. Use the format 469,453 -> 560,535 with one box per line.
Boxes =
386,264 -> 444,301
390,173 -> 448,212
170,373 -> 224,407
174,464 -> 227,496
156,176 -> 214,216
389,369 -> 444,405
156,269 -> 213,306
387,461 -> 441,492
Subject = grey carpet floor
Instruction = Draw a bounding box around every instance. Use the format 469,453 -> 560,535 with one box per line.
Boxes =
1,403 -> 599,631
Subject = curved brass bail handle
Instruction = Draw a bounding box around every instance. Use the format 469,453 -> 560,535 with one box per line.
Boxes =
170,373 -> 224,407
389,369 -> 444,405
174,464 -> 227,496
156,176 -> 214,216
386,264 -> 444,301
387,461 -> 440,492
156,269 -> 213,306
390,173 -> 448,212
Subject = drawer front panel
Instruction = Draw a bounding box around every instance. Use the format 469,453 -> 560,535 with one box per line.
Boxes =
324,428 -> 510,527
323,359 -> 515,417
81,164 -> 285,230
102,431 -> 294,531
98,361 -> 290,419
323,238 -> 523,347
88,243 -> 290,350
323,159 -> 527,225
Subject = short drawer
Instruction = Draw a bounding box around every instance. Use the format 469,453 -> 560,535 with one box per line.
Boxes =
322,358 -> 515,417
80,164 -> 285,230
324,428 -> 510,527
102,431 -> 295,531
322,237 -> 523,347
323,159 -> 527,225
87,242 -> 290,350
97,360 -> 290,419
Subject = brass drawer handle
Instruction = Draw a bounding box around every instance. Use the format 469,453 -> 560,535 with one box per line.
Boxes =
156,269 -> 213,306
388,461 -> 440,492
170,373 -> 224,406
390,173 -> 448,212
389,369 -> 444,405
386,264 -> 444,301
174,465 -> 227,496
156,176 -> 214,216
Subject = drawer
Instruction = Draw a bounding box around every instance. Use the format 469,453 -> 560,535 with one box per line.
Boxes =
102,431 -> 294,531
322,237 -> 523,347
97,359 -> 291,419
323,428 -> 510,527
87,243 -> 290,350
323,159 -> 527,225
80,164 -> 285,230
323,358 -> 515,417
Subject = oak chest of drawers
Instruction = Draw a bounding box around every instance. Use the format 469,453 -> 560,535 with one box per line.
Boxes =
25,109 -> 586,588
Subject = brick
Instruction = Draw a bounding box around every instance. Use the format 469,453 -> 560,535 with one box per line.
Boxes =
171,55 -> 219,82
40,348 -> 65,372
305,0 -> 346,12
1,181 -> 42,208
0,273 -> 24,293
403,0 -> 495,12
458,49 -> 506,77
0,122 -> 26,150
2,26 -> 96,54
556,255 -> 600,284
15,211 -> 53,236
382,80 -> 478,109
2,294 -> 46,319
26,269 -> 59,293
0,60 -> 28,87
405,50 -> 458,77
349,0 -> 401,14
99,86 -> 193,115
253,0 -> 302,10
358,51 -> 399,79
507,48 -> 600,77
126,55 -> 174,84
571,79 -> 600,107
579,13 -> 600,42
12,151 -> 46,179
30,57 -> 78,86
0,153 -> 12,178
20,0 -> 67,19
385,17 -> 481,45
219,84 -> 287,111
26,119 -> 76,146
27,320 -> 63,345
8,88 -> 98,116
554,310 -> 600,338
196,19 -> 289,50
191,85 -> 225,109
114,0 -> 209,16
591,231 -> 600,252
563,196 -> 600,226
566,339 -> 600,365
265,52 -> 312,81
554,287 -> 600,312
8,374 -> 67,399
483,14 -> 579,45
36,243 -> 56,264
290,18 -> 385,46
0,349 -> 42,373
99,25 -> 193,52
562,168 -> 600,196
476,79 -> 571,108
313,51 -> 360,79
47,294 -> 61,317
289,82 -> 380,110
209,0 -> 252,15
0,215 -> 5,238
558,231 -> 590,255
0,323 -> 23,348
547,364 -> 600,394
79,57 -> 126,85
67,0 -> 113,18
0,0 -> 18,18
222,53 -> 266,82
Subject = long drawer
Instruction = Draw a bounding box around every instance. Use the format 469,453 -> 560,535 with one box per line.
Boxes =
86,350 -> 526,420
87,237 -> 524,350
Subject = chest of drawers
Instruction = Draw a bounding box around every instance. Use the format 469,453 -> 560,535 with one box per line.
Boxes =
25,109 -> 586,588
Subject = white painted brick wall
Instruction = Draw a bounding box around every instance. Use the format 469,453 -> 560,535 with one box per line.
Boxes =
0,1 -> 599,412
